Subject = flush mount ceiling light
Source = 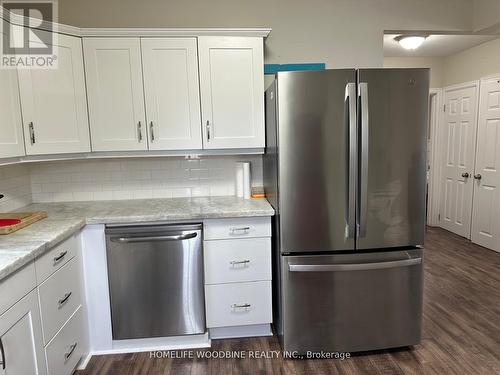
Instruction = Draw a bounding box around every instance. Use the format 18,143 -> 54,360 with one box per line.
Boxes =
395,35 -> 427,50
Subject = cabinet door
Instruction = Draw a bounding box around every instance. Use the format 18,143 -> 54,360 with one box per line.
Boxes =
18,31 -> 90,155
141,38 -> 202,150
0,67 -> 25,158
198,37 -> 265,149
84,38 -> 147,151
471,77 -> 500,252
0,290 -> 47,375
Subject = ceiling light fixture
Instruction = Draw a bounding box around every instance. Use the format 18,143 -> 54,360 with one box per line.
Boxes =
395,35 -> 427,50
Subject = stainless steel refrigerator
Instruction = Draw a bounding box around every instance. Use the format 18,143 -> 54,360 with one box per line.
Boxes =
264,68 -> 429,353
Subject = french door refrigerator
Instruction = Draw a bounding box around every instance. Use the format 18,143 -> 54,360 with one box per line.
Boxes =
264,68 -> 429,353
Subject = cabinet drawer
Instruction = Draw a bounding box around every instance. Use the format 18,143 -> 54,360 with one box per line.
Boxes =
204,238 -> 271,284
39,258 -> 82,344
35,235 -> 78,283
46,307 -> 85,375
0,262 -> 36,316
204,217 -> 271,240
205,281 -> 272,328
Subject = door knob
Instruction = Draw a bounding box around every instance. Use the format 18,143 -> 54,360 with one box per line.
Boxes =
474,174 -> 482,180
461,172 -> 470,178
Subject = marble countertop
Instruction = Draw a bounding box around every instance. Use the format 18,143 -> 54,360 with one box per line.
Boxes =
0,196 -> 274,282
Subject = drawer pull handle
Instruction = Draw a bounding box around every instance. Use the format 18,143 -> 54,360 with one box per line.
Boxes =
230,260 -> 250,266
58,292 -> 72,306
53,251 -> 68,264
64,342 -> 78,361
0,337 -> 5,370
229,226 -> 250,234
231,303 -> 251,309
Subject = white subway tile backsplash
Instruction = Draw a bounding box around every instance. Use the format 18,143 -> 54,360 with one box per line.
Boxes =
26,156 -> 263,203
0,165 -> 32,212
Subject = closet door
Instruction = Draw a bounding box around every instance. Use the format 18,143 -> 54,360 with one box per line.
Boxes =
439,83 -> 479,238
84,38 -> 147,151
18,31 -> 90,155
198,37 -> 265,149
471,77 -> 500,252
141,38 -> 202,150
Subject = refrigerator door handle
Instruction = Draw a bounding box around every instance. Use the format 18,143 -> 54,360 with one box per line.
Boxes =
346,82 -> 357,239
288,257 -> 421,272
358,82 -> 369,238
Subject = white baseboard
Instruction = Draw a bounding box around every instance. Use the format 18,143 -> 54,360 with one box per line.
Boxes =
76,352 -> 92,371
90,333 -> 211,355
209,324 -> 273,339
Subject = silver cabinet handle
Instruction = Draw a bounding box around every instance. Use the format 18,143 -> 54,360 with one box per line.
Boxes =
461,172 -> 470,178
474,174 -> 482,180
58,292 -> 72,306
345,82 -> 357,239
206,120 -> 211,141
358,82 -> 369,238
289,257 -> 421,272
110,232 -> 197,243
230,259 -> 250,265
231,303 -> 251,309
53,251 -> 67,264
150,121 -> 155,142
0,337 -> 5,370
28,122 -> 36,144
64,342 -> 77,360
137,121 -> 143,142
229,226 -> 250,234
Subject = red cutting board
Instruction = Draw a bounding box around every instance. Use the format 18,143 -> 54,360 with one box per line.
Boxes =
0,212 -> 48,235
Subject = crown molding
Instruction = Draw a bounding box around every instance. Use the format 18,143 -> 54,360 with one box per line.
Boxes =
1,6 -> 271,38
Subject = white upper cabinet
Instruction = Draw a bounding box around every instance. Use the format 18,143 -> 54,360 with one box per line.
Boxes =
198,37 -> 265,149
83,38 -> 147,151
0,66 -> 25,158
141,38 -> 202,150
18,32 -> 90,155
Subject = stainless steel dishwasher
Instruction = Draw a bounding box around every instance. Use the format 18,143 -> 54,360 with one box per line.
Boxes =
105,223 -> 205,340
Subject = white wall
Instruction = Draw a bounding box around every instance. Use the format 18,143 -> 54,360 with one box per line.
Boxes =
29,156 -> 262,203
443,37 -> 500,86
58,0 -> 474,68
383,57 -> 444,88
0,165 -> 32,212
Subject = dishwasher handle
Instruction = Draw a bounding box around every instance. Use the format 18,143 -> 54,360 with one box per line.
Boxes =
110,232 -> 197,243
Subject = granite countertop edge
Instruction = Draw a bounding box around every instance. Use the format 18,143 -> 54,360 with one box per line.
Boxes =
0,197 -> 274,282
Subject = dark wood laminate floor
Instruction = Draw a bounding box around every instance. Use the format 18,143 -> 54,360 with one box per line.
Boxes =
76,227 -> 500,375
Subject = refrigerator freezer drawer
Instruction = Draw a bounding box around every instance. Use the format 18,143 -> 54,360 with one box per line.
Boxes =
281,249 -> 423,353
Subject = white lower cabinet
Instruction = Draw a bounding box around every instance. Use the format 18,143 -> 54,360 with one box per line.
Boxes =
205,281 -> 272,328
0,233 -> 87,375
38,258 -> 82,344
203,217 -> 272,333
204,238 -> 271,284
0,289 -> 47,375
45,307 -> 85,375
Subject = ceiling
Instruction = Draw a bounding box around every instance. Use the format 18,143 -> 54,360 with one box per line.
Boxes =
384,34 -> 499,57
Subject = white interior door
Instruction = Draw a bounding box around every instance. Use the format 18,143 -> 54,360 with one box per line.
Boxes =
18,32 -> 90,155
141,38 -> 202,150
198,36 -> 265,149
0,66 -> 25,158
439,83 -> 479,238
84,38 -> 147,151
471,77 -> 500,252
